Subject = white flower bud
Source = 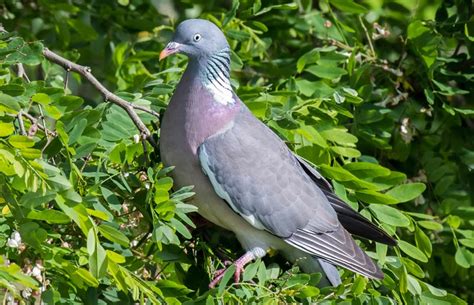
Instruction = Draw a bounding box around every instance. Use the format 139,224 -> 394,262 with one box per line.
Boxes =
7,231 -> 21,248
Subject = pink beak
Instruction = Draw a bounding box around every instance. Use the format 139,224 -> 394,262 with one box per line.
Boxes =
159,42 -> 182,60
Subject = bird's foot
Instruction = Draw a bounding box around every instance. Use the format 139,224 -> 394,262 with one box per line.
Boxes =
209,252 -> 255,288
211,260 -> 232,279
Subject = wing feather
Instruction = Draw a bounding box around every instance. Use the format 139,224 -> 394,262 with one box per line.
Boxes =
286,227 -> 383,279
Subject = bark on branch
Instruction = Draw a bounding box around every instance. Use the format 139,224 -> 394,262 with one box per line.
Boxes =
42,48 -> 159,149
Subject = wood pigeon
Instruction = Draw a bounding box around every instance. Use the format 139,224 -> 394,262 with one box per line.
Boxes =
159,19 -> 395,287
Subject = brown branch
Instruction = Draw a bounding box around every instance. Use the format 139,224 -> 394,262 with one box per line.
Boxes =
131,104 -> 161,119
42,48 -> 158,149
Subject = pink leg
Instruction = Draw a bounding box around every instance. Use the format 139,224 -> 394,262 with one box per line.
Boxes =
209,252 -> 255,288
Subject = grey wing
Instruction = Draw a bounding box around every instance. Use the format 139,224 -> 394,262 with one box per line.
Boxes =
198,108 -> 382,279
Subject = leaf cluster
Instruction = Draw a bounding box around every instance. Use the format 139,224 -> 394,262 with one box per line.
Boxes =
0,0 -> 473,304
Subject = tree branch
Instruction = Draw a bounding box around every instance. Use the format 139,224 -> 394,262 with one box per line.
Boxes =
9,112 -> 56,136
42,48 -> 159,149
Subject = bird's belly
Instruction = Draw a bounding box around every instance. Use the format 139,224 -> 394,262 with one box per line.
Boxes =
160,133 -> 235,229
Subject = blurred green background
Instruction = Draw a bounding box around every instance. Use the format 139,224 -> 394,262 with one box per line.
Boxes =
0,0 -> 473,304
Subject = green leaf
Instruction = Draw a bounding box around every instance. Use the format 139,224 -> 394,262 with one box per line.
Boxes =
295,79 -> 317,96
344,162 -> 390,179
319,128 -> 358,146
420,292 -> 467,305
254,3 -> 298,16
286,273 -> 310,287
329,0 -> 368,13
48,175 -> 72,191
330,146 -> 361,158
420,281 -> 447,297
296,126 -> 328,148
415,227 -> 432,258
9,135 -> 35,148
242,260 -> 260,282
20,148 -> 41,159
399,240 -> 428,263
356,190 -> 399,205
0,93 -> 21,112
459,239 -> 474,248
454,247 -> 473,268
401,257 -> 425,278
217,265 -> 236,294
297,49 -> 320,73
170,218 -> 192,239
27,209 -> 71,224
418,220 -> 443,231
73,268 -> 99,287
155,279 -> 193,297
386,183 -> 426,203
68,118 -> 88,145
98,224 -> 130,247
319,164 -> 376,189
351,276 -> 367,295
370,204 -> 410,227
223,0 -> 239,26
0,122 -> 15,137
106,250 -> 126,263
305,64 -> 347,79
0,84 -> 25,96
31,93 -> 51,105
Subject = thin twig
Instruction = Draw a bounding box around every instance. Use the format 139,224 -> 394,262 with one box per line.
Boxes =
17,110 -> 27,135
42,48 -> 158,149
359,16 -> 376,59
141,134 -> 149,166
9,112 -> 56,136
64,69 -> 69,91
131,103 -> 160,118
16,63 -> 30,82
37,104 -> 49,137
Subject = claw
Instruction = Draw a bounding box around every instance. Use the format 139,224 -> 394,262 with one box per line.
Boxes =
208,252 -> 255,288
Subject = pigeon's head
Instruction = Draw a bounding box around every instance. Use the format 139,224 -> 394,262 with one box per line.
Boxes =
160,19 -> 229,61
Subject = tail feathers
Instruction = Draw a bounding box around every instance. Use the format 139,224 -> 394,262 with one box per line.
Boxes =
285,226 -> 384,280
281,248 -> 342,287
318,259 -> 342,286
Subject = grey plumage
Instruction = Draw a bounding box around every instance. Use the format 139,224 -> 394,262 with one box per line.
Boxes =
159,19 -> 394,287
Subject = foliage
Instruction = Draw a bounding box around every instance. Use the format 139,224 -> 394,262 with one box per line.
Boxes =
0,0 -> 473,304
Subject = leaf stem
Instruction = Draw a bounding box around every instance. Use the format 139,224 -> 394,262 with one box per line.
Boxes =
358,15 -> 376,59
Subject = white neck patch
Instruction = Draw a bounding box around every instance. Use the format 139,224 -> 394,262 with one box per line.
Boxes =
204,77 -> 234,105
201,48 -> 235,105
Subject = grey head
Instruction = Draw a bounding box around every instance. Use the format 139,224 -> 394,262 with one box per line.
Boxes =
160,19 -> 230,61
160,19 -> 234,105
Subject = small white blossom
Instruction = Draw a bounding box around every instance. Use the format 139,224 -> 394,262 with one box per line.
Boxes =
7,231 -> 21,248
133,134 -> 140,143
31,266 -> 42,281
21,288 -> 32,299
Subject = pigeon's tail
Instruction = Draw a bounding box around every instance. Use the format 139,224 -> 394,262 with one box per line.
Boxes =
281,248 -> 342,287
